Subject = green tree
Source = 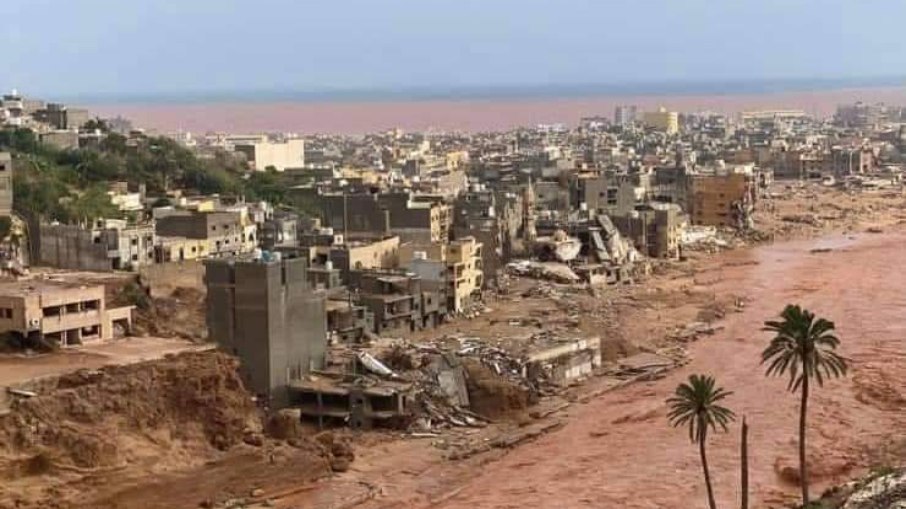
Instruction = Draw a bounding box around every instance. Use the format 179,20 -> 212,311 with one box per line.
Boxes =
667,374 -> 735,509
63,185 -> 121,224
762,304 -> 848,507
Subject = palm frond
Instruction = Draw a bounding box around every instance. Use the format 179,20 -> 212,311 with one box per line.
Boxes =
762,304 -> 848,393
666,374 -> 736,444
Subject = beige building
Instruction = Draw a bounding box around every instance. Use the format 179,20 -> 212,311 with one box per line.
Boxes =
401,236 -> 483,313
688,169 -> 755,227
155,236 -> 210,262
0,281 -> 133,347
642,107 -> 679,134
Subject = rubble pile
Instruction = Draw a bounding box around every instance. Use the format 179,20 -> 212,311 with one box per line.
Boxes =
506,260 -> 581,284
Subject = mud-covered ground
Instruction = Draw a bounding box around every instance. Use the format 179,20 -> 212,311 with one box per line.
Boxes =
5,184 -> 906,508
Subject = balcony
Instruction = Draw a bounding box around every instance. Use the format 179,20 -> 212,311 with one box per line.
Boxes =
41,310 -> 102,334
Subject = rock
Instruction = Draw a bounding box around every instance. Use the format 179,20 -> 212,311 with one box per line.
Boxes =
250,488 -> 265,498
843,470 -> 906,508
242,433 -> 264,447
330,456 -> 352,472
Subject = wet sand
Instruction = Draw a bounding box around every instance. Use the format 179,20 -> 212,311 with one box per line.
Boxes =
88,86 -> 906,135
426,232 -> 906,509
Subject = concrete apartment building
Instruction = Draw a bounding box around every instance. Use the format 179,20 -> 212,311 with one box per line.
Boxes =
643,107 -> 680,135
0,281 -> 133,347
349,269 -> 444,333
34,103 -> 90,130
156,211 -> 254,258
442,236 -> 483,312
614,105 -> 638,127
304,190 -> 451,244
230,135 -> 305,171
573,171 -> 639,217
401,236 -> 483,313
38,220 -> 155,271
0,152 -> 12,216
204,256 -> 328,408
688,170 -> 756,228
611,204 -> 684,258
260,213 -> 299,250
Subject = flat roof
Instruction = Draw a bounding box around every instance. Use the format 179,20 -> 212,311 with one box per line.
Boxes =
0,279 -> 102,298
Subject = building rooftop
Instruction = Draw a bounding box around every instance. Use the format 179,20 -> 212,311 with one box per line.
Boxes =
0,279 -> 100,297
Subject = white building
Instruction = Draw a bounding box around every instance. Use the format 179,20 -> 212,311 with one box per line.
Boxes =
228,135 -> 305,171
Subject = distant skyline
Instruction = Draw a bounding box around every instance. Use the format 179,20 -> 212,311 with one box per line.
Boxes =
3,0 -> 906,102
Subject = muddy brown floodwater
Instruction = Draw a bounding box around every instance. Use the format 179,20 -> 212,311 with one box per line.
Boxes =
428,232 -> 906,509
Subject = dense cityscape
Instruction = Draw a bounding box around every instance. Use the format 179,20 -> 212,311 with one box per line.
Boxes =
0,84 -> 905,508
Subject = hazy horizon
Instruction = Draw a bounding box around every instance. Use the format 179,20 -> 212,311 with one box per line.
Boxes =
41,76 -> 906,106
4,0 -> 906,100
89,86 -> 906,135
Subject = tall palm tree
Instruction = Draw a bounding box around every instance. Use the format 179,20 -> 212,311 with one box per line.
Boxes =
667,374 -> 736,509
762,304 -> 848,507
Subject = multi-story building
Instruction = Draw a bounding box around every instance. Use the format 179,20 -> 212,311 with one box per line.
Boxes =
0,281 -> 133,347
259,212 -> 299,250
304,190 -> 451,244
614,105 -> 638,127
687,168 -> 756,228
204,256 -> 328,408
401,236 -> 483,313
441,236 -> 483,312
34,103 -> 90,130
611,203 -> 684,258
38,220 -> 155,271
155,211 -> 254,258
348,269 -> 444,334
230,135 -> 305,171
643,107 -> 680,135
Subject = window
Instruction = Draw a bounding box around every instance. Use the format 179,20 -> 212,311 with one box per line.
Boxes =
0,308 -> 12,319
131,238 -> 138,246
131,254 -> 138,261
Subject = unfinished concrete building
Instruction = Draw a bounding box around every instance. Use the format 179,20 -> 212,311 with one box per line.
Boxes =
0,281 -> 133,347
204,256 -> 328,408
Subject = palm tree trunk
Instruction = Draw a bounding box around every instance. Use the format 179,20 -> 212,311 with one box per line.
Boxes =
799,374 -> 810,506
700,438 -> 718,509
741,417 -> 749,509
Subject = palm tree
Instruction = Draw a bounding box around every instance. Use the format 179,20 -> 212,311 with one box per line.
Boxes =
667,374 -> 736,509
762,304 -> 847,507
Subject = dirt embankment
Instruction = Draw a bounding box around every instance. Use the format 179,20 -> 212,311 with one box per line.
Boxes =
0,351 -> 349,509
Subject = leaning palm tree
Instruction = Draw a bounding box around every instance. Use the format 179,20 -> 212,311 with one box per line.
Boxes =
667,374 -> 735,509
762,304 -> 847,507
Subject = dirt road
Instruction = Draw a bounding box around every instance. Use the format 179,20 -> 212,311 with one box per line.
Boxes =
417,232 -> 906,509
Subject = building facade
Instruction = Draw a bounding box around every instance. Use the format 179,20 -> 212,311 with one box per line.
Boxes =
0,281 -> 133,347
204,257 -> 328,408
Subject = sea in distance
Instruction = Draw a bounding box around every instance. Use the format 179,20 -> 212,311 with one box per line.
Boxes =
82,77 -> 906,135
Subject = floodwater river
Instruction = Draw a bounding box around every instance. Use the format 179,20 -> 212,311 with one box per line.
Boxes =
433,232 -> 906,509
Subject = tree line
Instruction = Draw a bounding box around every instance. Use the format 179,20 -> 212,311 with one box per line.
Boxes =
0,126 -> 296,223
